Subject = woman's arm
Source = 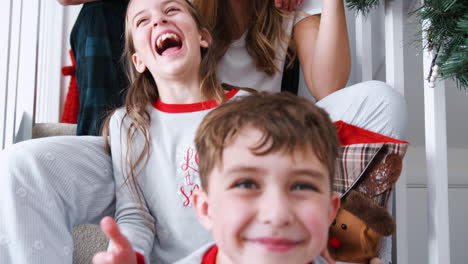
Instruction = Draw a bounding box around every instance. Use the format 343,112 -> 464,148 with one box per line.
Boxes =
57,0 -> 99,6
294,0 -> 350,100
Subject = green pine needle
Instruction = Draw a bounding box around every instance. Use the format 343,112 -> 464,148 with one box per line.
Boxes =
345,0 -> 467,90
345,0 -> 380,15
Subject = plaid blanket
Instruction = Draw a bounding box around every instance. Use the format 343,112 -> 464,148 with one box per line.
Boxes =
333,121 -> 409,208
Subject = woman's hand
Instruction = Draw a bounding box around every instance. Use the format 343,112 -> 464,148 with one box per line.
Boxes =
57,0 -> 99,6
274,0 -> 303,12
92,217 -> 138,264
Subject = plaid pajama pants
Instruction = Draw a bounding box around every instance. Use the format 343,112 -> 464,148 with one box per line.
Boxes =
70,0 -> 128,136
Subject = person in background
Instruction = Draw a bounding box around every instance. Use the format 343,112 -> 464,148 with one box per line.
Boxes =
58,0 -> 128,135
192,0 -> 349,100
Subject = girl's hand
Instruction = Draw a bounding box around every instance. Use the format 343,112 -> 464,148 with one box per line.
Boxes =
274,0 -> 303,12
92,217 -> 138,264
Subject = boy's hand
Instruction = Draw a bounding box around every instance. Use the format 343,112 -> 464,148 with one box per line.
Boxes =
92,217 -> 138,264
274,0 -> 303,12
320,248 -> 336,264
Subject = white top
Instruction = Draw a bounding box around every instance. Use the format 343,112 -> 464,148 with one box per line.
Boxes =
217,0 -> 322,92
174,243 -> 214,264
109,89 -> 250,264
175,243 -> 329,264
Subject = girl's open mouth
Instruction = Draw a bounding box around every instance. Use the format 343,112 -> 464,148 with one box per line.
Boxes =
156,32 -> 183,56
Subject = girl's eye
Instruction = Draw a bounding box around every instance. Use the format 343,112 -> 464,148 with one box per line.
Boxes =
233,179 -> 258,189
291,183 -> 319,191
166,7 -> 180,14
136,18 -> 148,27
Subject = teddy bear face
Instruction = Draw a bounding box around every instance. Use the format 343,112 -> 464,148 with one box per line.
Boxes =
328,209 -> 381,263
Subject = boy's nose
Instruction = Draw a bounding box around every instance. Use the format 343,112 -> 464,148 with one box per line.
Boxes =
258,190 -> 294,227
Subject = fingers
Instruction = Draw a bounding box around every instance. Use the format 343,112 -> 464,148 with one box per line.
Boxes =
275,0 -> 301,12
92,252 -> 115,264
93,217 -> 137,264
275,0 -> 282,9
100,216 -> 132,251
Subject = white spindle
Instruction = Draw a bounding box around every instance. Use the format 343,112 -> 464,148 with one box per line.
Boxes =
12,0 -> 40,143
1,0 -> 41,147
355,14 -> 373,81
384,0 -> 407,263
422,22 -> 451,264
3,0 -> 23,148
0,0 -> 13,149
36,1 -> 65,123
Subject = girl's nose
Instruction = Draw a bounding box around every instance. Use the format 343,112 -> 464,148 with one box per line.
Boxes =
153,17 -> 168,27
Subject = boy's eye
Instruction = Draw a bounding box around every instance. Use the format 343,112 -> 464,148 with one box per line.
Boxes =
291,183 -> 319,191
233,179 -> 258,189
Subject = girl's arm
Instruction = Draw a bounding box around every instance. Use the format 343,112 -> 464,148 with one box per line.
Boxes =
294,0 -> 350,100
108,110 -> 156,263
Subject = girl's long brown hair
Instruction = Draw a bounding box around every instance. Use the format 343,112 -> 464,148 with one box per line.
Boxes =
192,0 -> 295,76
102,0 -> 227,203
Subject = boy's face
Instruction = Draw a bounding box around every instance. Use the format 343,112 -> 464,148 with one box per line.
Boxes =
193,127 -> 340,264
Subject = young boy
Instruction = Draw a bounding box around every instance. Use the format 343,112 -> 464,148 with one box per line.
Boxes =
94,92 -> 340,264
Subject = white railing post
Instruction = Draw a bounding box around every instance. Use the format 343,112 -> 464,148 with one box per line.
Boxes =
384,0 -> 407,263
0,0 -> 41,148
3,0 -> 23,148
12,0 -> 40,143
355,14 -> 373,81
0,0 -> 13,150
422,21 -> 451,264
36,1 -> 65,123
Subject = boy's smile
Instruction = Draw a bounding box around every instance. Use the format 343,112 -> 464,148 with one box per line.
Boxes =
194,127 -> 340,264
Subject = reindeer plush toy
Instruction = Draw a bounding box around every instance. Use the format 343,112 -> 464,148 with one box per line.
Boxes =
328,190 -> 395,264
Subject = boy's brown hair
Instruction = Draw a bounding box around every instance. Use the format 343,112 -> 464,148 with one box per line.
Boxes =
195,92 -> 340,191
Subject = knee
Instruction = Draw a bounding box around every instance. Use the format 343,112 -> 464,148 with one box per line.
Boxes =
0,143 -> 38,202
0,140 -> 54,192
343,81 -> 409,140
350,81 -> 407,115
0,143 -> 32,179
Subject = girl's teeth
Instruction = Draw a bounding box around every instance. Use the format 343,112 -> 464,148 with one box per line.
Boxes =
157,33 -> 179,48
